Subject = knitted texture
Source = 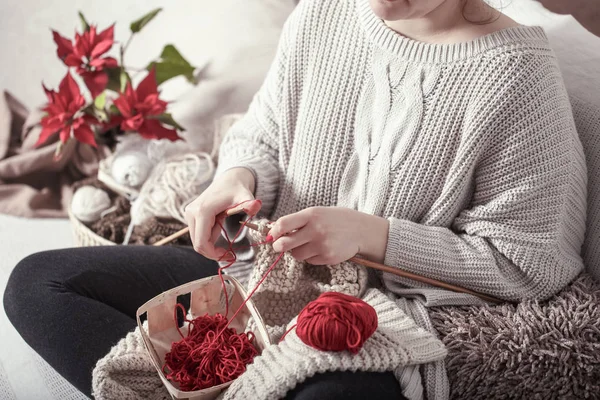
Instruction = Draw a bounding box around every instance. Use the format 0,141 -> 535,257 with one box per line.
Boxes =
245,220 -> 369,340
570,96 -> 600,281
93,0 -> 588,397
92,325 -> 170,400
91,230 -> 447,400
213,0 -> 588,398
221,288 -> 447,400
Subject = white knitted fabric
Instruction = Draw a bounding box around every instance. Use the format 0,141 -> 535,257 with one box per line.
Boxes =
92,324 -> 170,400
570,96 -> 600,281
93,0 -> 589,398
221,288 -> 447,400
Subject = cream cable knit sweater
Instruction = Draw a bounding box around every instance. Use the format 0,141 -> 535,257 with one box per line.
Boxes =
214,0 -> 586,397
93,0 -> 587,398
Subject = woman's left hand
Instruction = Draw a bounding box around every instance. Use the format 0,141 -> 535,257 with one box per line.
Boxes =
267,206 -> 389,265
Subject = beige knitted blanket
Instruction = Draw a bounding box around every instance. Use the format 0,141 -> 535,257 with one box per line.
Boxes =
92,222 -> 447,399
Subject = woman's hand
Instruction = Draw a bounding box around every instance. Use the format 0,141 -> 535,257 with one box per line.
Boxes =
267,207 -> 390,265
185,167 -> 261,260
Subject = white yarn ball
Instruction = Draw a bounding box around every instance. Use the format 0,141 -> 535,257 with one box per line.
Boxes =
71,186 -> 112,223
110,152 -> 154,188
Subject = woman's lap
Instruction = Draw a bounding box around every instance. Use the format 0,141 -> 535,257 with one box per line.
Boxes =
3,245 -> 404,400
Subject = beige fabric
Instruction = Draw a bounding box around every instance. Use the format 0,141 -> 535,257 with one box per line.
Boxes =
0,91 -> 108,217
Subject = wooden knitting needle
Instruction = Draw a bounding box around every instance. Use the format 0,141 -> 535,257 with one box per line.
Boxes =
154,217 -> 503,304
152,203 -> 249,247
243,221 -> 503,304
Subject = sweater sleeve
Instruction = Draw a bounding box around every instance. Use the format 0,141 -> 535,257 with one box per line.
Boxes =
383,58 -> 588,302
213,7 -> 297,217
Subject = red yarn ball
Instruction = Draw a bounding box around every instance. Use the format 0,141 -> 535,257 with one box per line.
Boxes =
295,292 -> 378,354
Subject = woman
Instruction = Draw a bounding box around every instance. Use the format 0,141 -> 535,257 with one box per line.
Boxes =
4,0 -> 587,399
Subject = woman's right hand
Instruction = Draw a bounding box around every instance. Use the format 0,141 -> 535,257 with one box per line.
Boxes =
185,167 -> 261,260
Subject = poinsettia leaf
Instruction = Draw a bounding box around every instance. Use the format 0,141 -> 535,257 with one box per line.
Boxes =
130,8 -> 162,33
154,113 -> 186,131
78,11 -> 91,32
109,104 -> 120,115
105,67 -> 122,92
94,92 -> 106,109
146,44 -> 195,85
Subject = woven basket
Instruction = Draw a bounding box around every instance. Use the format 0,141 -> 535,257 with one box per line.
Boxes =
68,207 -> 117,247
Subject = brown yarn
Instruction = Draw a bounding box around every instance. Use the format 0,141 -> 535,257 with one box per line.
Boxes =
78,178 -> 191,246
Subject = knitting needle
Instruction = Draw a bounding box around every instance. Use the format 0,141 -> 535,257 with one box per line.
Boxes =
153,218 -> 503,304
243,221 -> 503,304
152,204 -> 249,247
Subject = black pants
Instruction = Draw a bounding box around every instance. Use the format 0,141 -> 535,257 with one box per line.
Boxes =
4,245 -> 406,400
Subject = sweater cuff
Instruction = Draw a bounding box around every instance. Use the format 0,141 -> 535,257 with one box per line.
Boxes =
384,217 -> 443,274
215,155 -> 280,217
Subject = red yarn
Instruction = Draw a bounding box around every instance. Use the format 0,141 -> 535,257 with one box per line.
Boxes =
282,292 -> 378,354
163,305 -> 258,391
163,201 -> 379,391
163,200 -> 279,391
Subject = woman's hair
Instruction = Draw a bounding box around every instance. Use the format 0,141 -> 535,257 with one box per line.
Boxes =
462,0 -> 503,25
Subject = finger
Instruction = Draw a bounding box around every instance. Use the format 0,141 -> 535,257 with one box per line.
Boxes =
187,213 -> 197,249
195,212 -> 227,260
290,243 -> 320,262
272,226 -> 312,253
304,255 -> 328,265
243,199 -> 262,216
210,218 -> 223,247
269,210 -> 312,240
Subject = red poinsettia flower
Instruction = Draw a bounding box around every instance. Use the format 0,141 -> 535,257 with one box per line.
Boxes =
52,25 -> 118,97
111,69 -> 181,141
37,72 -> 98,147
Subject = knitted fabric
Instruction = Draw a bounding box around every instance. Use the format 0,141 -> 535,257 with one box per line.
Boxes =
245,220 -> 369,340
221,288 -> 447,400
212,0 -> 587,398
92,325 -> 170,400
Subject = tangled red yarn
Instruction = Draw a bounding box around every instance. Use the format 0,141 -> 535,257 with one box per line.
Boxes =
163,305 -> 258,391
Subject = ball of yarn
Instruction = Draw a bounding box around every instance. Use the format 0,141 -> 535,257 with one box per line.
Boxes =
110,151 -> 153,188
296,292 -> 378,354
71,186 -> 112,223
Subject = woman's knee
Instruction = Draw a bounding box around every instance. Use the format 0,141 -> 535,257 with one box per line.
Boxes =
3,251 -> 61,327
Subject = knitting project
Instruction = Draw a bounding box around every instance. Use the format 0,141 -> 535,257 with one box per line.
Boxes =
92,220 -> 447,400
244,220 -> 369,340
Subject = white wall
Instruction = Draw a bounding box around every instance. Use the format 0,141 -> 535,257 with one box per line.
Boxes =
0,0 -> 295,108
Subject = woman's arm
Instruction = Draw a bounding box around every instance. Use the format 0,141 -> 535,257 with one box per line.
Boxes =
381,67 -> 588,302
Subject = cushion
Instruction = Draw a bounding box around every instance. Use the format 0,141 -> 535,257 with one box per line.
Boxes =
430,273 -> 600,399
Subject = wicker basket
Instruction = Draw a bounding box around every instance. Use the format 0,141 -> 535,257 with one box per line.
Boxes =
68,207 -> 117,247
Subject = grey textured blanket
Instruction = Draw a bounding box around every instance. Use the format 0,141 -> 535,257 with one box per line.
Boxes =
430,273 -> 600,400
